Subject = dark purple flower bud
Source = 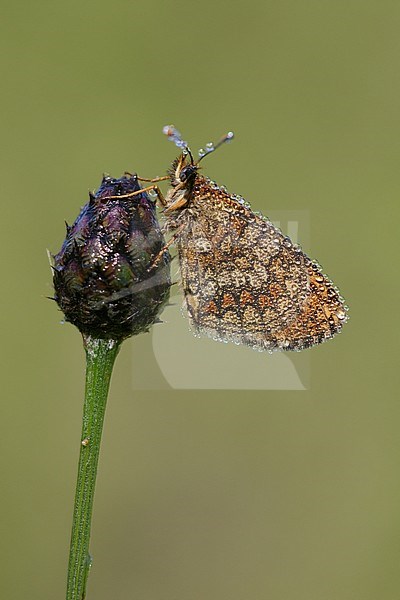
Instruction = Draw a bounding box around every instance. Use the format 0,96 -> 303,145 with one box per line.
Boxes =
52,174 -> 171,340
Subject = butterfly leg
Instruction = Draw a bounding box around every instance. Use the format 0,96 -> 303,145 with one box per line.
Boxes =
123,173 -> 169,183
137,175 -> 169,183
147,225 -> 186,272
104,184 -> 167,206
137,176 -> 170,206
136,176 -> 170,205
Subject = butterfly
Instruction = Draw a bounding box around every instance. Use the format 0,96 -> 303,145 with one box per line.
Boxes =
157,126 -> 349,352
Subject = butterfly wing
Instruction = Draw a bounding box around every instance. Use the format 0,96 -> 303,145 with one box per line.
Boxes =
175,178 -> 348,352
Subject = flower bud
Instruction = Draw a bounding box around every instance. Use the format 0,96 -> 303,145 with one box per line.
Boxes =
52,174 -> 171,340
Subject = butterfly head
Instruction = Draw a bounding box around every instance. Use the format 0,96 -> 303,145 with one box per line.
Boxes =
163,125 -> 234,213
168,151 -> 199,188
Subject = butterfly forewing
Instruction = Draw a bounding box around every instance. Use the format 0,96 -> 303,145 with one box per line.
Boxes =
172,175 -> 348,352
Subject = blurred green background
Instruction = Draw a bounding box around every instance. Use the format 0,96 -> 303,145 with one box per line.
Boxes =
1,1 -> 399,598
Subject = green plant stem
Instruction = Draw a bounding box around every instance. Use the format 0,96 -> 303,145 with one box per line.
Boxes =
66,335 -> 121,600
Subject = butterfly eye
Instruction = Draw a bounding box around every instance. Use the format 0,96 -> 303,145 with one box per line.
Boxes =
180,165 -> 197,183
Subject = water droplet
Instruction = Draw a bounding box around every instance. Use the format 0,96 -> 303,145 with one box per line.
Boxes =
162,125 -> 173,136
198,148 -> 206,158
206,142 -> 214,152
163,125 -> 188,149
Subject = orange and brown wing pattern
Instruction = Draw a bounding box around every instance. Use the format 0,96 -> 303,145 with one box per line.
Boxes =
175,176 -> 348,351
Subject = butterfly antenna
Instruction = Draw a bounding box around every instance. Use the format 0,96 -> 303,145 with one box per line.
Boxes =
197,131 -> 234,163
163,125 -> 233,165
163,125 -> 194,164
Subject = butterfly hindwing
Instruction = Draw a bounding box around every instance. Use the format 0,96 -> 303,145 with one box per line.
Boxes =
175,177 -> 347,351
